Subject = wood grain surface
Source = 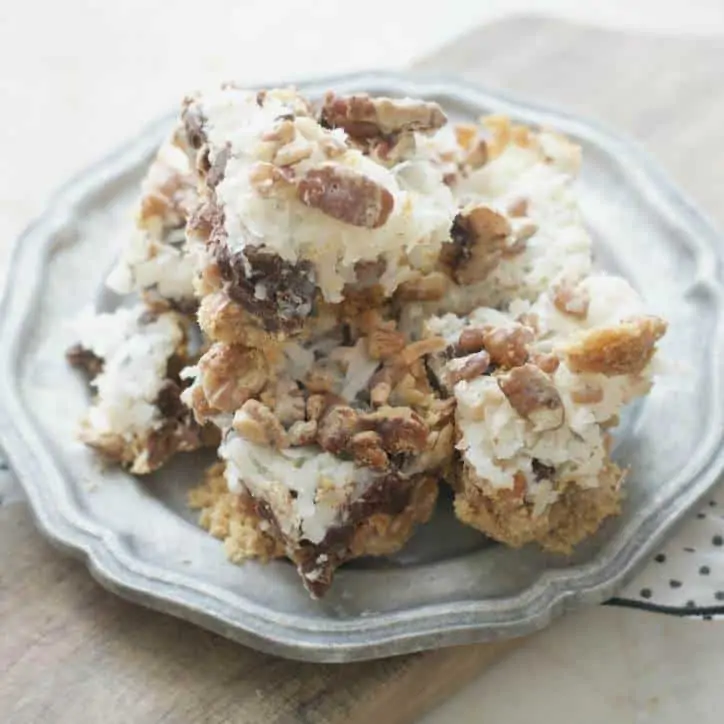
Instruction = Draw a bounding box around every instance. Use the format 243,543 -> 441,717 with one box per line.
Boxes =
1,17 -> 722,724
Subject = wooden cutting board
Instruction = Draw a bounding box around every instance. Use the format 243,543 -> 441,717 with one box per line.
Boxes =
2,17 -> 723,724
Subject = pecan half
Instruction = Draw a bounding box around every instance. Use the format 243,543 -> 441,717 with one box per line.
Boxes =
297,165 -> 394,228
320,93 -> 446,139
440,206 -> 511,284
498,364 -> 564,431
565,316 -> 667,376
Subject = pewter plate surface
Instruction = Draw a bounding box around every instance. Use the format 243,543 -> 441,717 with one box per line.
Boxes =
1,72 -> 722,662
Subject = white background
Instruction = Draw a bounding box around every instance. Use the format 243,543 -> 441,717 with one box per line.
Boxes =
2,2 -> 724,722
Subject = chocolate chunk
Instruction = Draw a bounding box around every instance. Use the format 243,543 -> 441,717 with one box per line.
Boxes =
216,246 -> 317,333
532,458 -> 556,482
66,344 -> 103,378
155,380 -> 186,420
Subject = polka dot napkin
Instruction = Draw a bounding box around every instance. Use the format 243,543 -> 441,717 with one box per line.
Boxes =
0,453 -> 722,617
613,484 -> 724,619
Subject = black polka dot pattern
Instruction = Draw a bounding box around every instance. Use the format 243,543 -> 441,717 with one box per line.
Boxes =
617,485 -> 724,616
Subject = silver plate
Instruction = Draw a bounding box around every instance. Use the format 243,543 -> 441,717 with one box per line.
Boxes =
1,72 -> 723,662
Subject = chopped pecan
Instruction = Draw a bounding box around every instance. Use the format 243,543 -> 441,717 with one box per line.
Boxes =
440,206 -> 511,284
366,133 -> 416,167
498,364 -> 565,431
320,92 -> 446,139
483,324 -> 534,368
552,279 -> 590,319
565,316 -> 667,376
297,165 -> 394,228
367,323 -> 406,360
287,419 -> 318,446
187,383 -> 219,424
530,352 -> 560,375
261,119 -> 296,145
317,405 -> 360,454
456,327 -> 487,355
517,312 -> 540,334
199,344 -> 269,412
350,431 -> 389,470
273,382 -> 306,425
446,351 -> 491,386
389,372 -> 430,408
360,406 -> 429,454
274,138 -> 314,166
249,162 -> 295,198
426,397 -> 456,429
465,140 -> 488,170
304,362 -> 339,394
233,400 -> 289,448
395,272 -> 449,301
395,337 -> 447,366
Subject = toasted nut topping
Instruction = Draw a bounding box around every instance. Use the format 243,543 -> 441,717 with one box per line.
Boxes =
395,272 -> 449,302
498,364 -> 565,431
440,206 -> 511,284
249,162 -> 295,197
552,279 -> 590,319
367,323 -> 406,360
483,324 -> 534,368
287,419 -> 318,446
395,337 -> 447,366
297,165 -> 394,228
457,326 -> 487,355
273,383 -> 306,426
199,344 -> 269,412
446,351 -> 491,386
320,93 -> 446,139
350,431 -> 389,470
565,316 -> 667,376
317,405 -> 360,454
233,400 -> 289,448
530,352 -> 561,375
360,406 -> 429,454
